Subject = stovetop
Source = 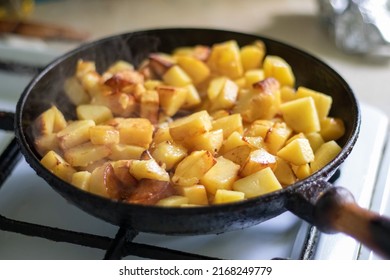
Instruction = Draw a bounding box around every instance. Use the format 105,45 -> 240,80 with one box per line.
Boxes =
0,40 -> 389,260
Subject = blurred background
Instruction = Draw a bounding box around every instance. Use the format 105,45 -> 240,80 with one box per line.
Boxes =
0,0 -> 389,118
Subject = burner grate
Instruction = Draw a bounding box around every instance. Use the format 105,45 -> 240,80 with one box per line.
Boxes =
0,112 -> 317,260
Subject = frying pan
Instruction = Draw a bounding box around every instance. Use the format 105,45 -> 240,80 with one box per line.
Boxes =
11,28 -> 390,258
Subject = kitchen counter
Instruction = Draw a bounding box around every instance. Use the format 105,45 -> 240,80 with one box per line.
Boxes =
7,0 -> 390,118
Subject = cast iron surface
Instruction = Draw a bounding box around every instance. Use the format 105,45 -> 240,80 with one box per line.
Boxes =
14,28 -> 360,235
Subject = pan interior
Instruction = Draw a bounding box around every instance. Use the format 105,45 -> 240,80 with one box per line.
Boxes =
15,28 -> 360,234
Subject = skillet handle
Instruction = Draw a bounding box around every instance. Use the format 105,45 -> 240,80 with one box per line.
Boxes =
0,111 -> 15,131
0,111 -> 22,186
287,180 -> 390,259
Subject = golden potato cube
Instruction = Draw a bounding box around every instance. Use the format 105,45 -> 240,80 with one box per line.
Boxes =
292,163 -> 311,180
213,189 -> 245,204
34,133 -> 60,156
280,97 -> 320,133
169,110 -> 212,142
207,40 -> 243,79
200,156 -> 240,195
285,132 -> 306,146
40,150 -> 76,182
212,113 -> 243,139
179,185 -> 209,205
295,87 -> 333,120
207,77 -> 227,100
233,77 -> 281,121
305,132 -> 325,152
264,122 -> 293,154
310,140 -> 342,173
105,60 -> 134,74
233,167 -> 282,198
244,69 -> 265,87
263,55 -> 295,87
176,55 -> 210,85
172,150 -> 216,186
156,85 -> 187,117
280,86 -> 296,103
243,136 -> 264,149
277,138 -> 314,166
91,91 -> 136,117
90,125 -> 119,145
234,77 -> 246,89
223,144 -> 253,166
209,78 -> 238,111
210,109 -> 230,120
162,65 -> 192,87
151,141 -> 187,170
33,107 -> 55,136
156,195 -> 189,207
219,131 -> 247,154
76,104 -> 113,124
33,105 -> 67,136
240,148 -> 277,177
153,124 -> 172,144
245,120 -> 274,138
240,43 -> 265,71
183,129 -> 223,154
76,59 -> 96,80
51,106 -> 68,133
320,117 -> 345,141
79,159 -> 108,173
117,118 -> 154,148
129,158 -> 170,181
64,76 -> 90,105
139,89 -> 159,124
88,163 -> 110,198
273,157 -> 297,186
108,143 -> 145,160
79,71 -> 103,97
64,142 -> 111,167
144,79 -> 163,90
71,171 -> 91,191
57,120 -> 95,150
182,84 -> 201,108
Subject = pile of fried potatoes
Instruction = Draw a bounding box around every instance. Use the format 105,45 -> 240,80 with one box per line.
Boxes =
33,39 -> 345,206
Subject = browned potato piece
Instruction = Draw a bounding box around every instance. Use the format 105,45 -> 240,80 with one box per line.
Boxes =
151,141 -> 187,170
240,148 -> 277,177
172,150 -> 216,187
127,179 -> 175,205
64,142 -> 111,167
33,105 -> 67,137
156,85 -> 187,117
40,150 -> 76,182
233,77 -> 281,122
57,120 -> 95,150
129,158 -> 170,182
169,110 -> 212,142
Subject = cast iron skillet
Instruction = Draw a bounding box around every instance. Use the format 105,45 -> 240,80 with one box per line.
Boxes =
13,28 -> 390,258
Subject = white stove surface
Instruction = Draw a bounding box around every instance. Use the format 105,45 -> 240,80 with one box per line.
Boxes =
0,43 -> 389,260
